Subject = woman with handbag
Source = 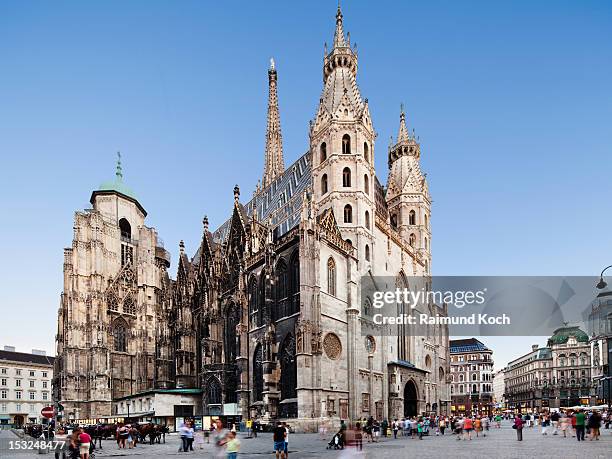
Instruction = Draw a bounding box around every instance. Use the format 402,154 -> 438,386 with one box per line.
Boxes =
513,415 -> 524,441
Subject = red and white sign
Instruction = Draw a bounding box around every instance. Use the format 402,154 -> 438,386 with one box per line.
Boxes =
41,406 -> 54,419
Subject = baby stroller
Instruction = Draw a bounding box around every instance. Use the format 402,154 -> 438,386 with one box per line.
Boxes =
326,431 -> 344,450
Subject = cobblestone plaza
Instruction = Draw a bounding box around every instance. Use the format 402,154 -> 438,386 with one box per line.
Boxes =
2,423 -> 611,458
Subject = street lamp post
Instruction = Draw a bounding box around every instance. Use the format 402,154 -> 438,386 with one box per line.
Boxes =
595,265 -> 612,411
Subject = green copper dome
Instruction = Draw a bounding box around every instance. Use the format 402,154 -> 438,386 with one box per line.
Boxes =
547,326 -> 589,345
97,152 -> 137,199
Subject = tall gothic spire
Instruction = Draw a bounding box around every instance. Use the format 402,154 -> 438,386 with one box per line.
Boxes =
397,104 -> 410,144
262,58 -> 284,188
333,3 -> 347,48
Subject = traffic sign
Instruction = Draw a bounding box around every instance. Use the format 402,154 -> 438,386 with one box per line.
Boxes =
41,406 -> 54,419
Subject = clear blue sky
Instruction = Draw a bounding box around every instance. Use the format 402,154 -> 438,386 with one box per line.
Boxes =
1,1 -> 611,370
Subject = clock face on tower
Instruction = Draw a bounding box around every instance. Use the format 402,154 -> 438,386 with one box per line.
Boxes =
365,335 -> 376,354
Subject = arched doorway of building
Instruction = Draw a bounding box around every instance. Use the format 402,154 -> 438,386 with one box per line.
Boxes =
403,380 -> 418,417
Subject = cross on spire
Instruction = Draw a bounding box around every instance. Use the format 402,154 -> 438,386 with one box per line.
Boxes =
115,151 -> 123,181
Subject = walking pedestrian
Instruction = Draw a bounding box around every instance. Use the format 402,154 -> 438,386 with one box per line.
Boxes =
575,410 -> 586,441
439,417 -> 446,435
78,429 -> 92,459
118,424 -> 129,449
225,431 -> 240,459
541,414 -> 549,435
551,410 -> 560,435
392,419 -> 399,439
187,421 -> 195,451
273,421 -> 287,459
463,416 -> 473,440
513,415 -> 524,441
588,410 -> 601,441
481,415 -> 489,436
213,420 -> 229,459
283,422 -> 290,458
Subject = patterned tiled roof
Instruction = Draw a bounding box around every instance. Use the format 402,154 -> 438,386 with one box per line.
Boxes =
449,338 -> 490,354
210,151 -> 312,245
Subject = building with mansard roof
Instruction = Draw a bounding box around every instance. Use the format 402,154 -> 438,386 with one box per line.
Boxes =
54,5 -> 450,429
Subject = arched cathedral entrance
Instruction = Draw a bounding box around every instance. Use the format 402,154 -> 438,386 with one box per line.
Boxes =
403,380 -> 418,417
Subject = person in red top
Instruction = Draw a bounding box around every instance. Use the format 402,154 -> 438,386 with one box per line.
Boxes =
570,412 -> 577,437
78,430 -> 92,459
513,415 -> 524,441
463,417 -> 473,440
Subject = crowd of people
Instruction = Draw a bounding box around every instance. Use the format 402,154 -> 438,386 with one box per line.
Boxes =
511,409 -> 609,442
19,408 -> 611,458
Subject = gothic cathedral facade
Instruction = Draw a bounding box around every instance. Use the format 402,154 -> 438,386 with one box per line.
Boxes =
54,5 -> 450,429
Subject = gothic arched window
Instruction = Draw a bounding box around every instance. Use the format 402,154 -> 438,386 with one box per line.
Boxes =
224,304 -> 240,363
342,134 -> 351,154
390,213 -> 398,229
365,244 -> 370,261
279,334 -> 297,401
122,296 -> 136,315
253,344 -> 264,402
425,213 -> 429,228
409,210 -> 416,225
321,174 -> 328,195
320,142 -> 327,162
289,252 -> 300,315
365,210 -> 370,230
275,260 -> 288,320
207,378 -> 222,405
249,277 -> 259,327
364,174 -> 369,195
119,218 -> 131,240
113,321 -> 127,353
409,233 -> 416,247
342,167 -> 351,187
424,237 -> 428,250
425,260 -> 429,273
363,142 -> 369,162
344,204 -> 352,223
258,274 -> 266,324
364,297 -> 372,317
327,257 -> 336,297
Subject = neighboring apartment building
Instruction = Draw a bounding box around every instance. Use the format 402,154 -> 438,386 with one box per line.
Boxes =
492,368 -> 507,409
0,346 -> 54,426
505,344 -> 552,412
588,290 -> 612,406
548,326 -> 592,408
449,339 -> 494,415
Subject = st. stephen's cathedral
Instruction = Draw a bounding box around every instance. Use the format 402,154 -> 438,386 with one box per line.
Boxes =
54,5 -> 450,430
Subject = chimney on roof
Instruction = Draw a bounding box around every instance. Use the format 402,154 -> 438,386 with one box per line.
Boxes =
3,346 -> 15,352
32,349 -> 46,356
532,344 -> 539,352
